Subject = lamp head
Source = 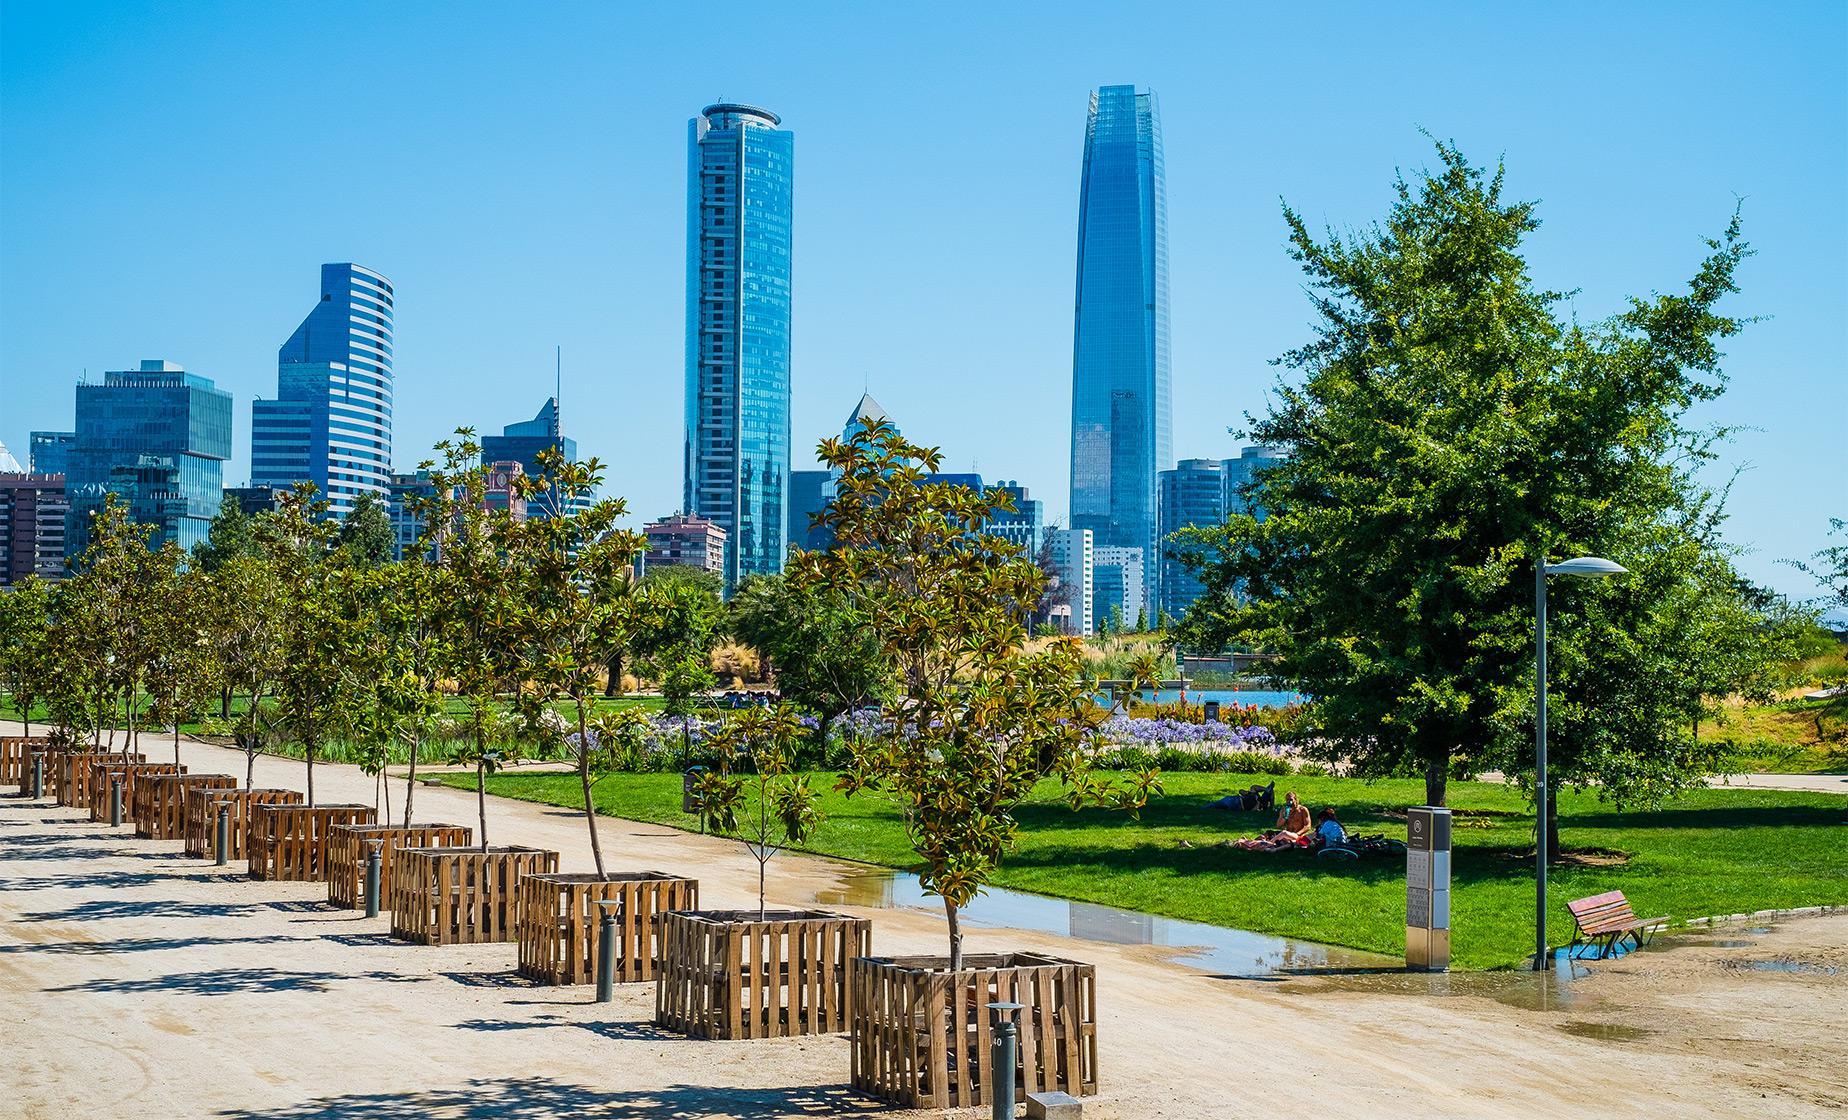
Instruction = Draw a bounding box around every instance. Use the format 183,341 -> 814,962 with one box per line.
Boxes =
1545,556 -> 1627,579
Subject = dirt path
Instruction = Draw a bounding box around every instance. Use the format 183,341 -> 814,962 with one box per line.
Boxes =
2,726 -> 1843,1118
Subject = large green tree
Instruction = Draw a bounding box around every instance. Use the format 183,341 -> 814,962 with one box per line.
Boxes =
336,489 -> 396,568
728,573 -> 886,730
1178,140 -> 1764,812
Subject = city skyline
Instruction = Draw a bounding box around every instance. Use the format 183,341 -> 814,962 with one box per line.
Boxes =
1,4 -> 1842,602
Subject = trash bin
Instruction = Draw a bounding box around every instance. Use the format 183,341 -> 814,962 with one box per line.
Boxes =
681,766 -> 708,815
1203,700 -> 1221,723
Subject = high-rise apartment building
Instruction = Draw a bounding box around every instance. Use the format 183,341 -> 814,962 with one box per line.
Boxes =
644,512 -> 728,575
1093,544 -> 1147,631
683,103 -> 794,588
251,263 -> 395,518
65,361 -> 233,557
1048,527 -> 1095,637
1069,84 -> 1170,611
0,472 -> 69,585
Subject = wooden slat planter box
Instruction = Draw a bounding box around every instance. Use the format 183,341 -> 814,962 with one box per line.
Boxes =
654,909 -> 870,1040
50,750 -> 99,805
391,846 -> 558,945
93,762 -> 184,824
518,872 -> 699,986
326,823 -> 473,909
0,735 -> 48,787
136,774 -> 237,839
246,803 -> 377,882
848,952 -> 1098,1110
12,738 -> 61,795
60,752 -> 143,808
77,755 -> 149,816
181,788 -> 303,859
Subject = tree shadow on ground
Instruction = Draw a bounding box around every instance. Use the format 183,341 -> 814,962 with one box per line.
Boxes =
48,966 -> 430,996
440,970 -> 544,989
0,934 -> 316,955
1564,805 -> 1846,830
453,1014 -> 677,1042
19,897 -> 266,921
212,1077 -> 882,1119
1,845 -> 177,863
0,870 -> 168,891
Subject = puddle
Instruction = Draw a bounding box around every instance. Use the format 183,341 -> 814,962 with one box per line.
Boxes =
1723,957 -> 1839,976
815,868 -> 1402,978
1559,1020 -> 1656,1042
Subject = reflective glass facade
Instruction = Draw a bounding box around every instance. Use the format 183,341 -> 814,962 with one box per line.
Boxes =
1069,84 -> 1170,607
684,103 -> 793,588
482,397 -> 579,518
66,361 -> 233,556
251,263 -> 395,517
1157,458 -> 1227,621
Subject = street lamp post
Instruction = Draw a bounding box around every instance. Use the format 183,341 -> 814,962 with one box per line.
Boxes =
1534,555 -> 1627,971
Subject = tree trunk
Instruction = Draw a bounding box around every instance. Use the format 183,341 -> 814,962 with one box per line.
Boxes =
174,721 -> 182,768
578,707 -> 606,879
306,747 -> 315,807
945,897 -> 964,971
402,730 -> 420,828
476,759 -> 489,850
245,745 -> 256,789
1423,759 -> 1448,807
759,858 -> 768,922
220,685 -> 232,719
603,652 -> 623,699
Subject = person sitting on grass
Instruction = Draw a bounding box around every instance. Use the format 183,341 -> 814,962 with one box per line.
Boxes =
1229,791 -> 1314,851
1314,807 -> 1347,848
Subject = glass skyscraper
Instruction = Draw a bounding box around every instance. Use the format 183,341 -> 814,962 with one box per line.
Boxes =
1157,458 -> 1228,621
251,263 -> 395,517
481,397 -> 579,517
683,103 -> 793,589
1068,84 -> 1170,612
65,360 -> 233,556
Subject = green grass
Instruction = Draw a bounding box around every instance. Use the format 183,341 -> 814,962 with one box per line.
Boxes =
433,768 -> 1848,969
1704,692 -> 1848,774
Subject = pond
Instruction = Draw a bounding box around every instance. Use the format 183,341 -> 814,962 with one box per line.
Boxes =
1100,688 -> 1309,708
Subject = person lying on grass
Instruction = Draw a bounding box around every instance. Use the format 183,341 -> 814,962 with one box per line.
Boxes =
1204,781 -> 1275,812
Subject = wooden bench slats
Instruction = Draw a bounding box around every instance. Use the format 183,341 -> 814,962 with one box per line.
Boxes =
1567,890 -> 1668,958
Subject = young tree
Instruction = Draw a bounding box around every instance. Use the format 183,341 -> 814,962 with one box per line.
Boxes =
0,577 -> 52,735
636,578 -> 723,762
336,489 -> 396,569
693,703 -> 824,919
192,492 -> 258,572
1178,141 -> 1754,807
792,422 -> 1156,969
728,573 -> 887,735
1787,518 -> 1848,614
263,483 -> 343,804
145,554 -> 220,767
205,550 -> 289,786
73,497 -> 161,753
503,446 -> 648,878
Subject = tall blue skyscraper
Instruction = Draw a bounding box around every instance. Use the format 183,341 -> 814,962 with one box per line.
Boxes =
251,263 -> 395,517
684,103 -> 794,588
1069,85 -> 1170,607
65,360 -> 232,556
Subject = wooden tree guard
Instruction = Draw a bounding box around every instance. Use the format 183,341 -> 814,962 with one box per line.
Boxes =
654,909 -> 870,1040
326,823 -> 473,909
136,774 -> 237,839
389,846 -> 558,945
76,755 -> 149,814
50,749 -> 99,805
93,762 -> 184,824
848,952 -> 1099,1110
0,735 -> 47,787
181,787 -> 303,859
518,872 -> 699,986
60,752 -> 143,808
246,803 -> 377,882
15,739 -> 65,796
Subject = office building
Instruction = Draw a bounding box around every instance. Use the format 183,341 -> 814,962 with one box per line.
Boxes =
1048,527 -> 1094,637
481,397 -> 576,514
28,432 -> 76,476
1222,444 -> 1286,515
788,469 -> 835,553
65,361 -> 233,556
483,461 -> 528,521
386,471 -> 436,562
683,102 -> 794,588
1069,84 -> 1170,610
990,480 -> 1044,558
1093,544 -> 1147,631
0,472 -> 69,585
1157,458 -> 1227,621
251,263 -> 395,517
644,512 -> 727,574
225,486 -> 287,516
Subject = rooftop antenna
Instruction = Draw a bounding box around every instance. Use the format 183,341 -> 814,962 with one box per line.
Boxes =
554,345 -> 562,441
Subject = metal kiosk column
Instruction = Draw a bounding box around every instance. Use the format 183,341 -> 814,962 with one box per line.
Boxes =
1405,805 -> 1452,971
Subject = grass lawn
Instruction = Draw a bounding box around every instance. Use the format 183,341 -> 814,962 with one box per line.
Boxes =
434,768 -> 1848,969
1702,692 -> 1847,774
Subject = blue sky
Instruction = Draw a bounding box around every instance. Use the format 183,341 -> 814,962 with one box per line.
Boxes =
2,2 -> 1843,601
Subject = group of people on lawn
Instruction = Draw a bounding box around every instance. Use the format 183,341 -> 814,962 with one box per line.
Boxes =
1205,786 -> 1348,852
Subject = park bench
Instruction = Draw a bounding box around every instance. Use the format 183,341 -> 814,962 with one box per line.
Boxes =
1566,890 -> 1668,959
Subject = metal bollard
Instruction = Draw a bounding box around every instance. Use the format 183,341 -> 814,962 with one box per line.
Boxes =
31,756 -> 43,800
988,1001 -> 1023,1120
110,778 -> 124,827
364,840 -> 384,918
214,802 -> 231,866
595,900 -> 621,1003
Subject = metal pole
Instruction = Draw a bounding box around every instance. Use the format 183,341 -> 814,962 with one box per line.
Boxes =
1534,560 -> 1549,972
364,840 -> 384,918
595,901 -> 620,1003
215,802 -> 230,866
31,756 -> 43,800
988,1002 -> 1022,1119
110,777 -> 124,827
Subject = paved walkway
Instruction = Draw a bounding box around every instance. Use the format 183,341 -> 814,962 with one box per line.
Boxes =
3,724 -> 1845,1118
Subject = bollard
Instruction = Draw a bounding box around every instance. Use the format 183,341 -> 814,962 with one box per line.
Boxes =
595,900 -> 621,1003
988,1001 -> 1023,1120
364,840 -> 384,918
214,802 -> 231,866
110,777 -> 124,827
31,756 -> 43,800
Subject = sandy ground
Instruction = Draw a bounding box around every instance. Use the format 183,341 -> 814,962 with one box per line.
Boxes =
2,726 -> 1844,1119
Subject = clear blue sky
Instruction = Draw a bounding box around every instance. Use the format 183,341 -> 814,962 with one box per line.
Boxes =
3,2 -> 1843,601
